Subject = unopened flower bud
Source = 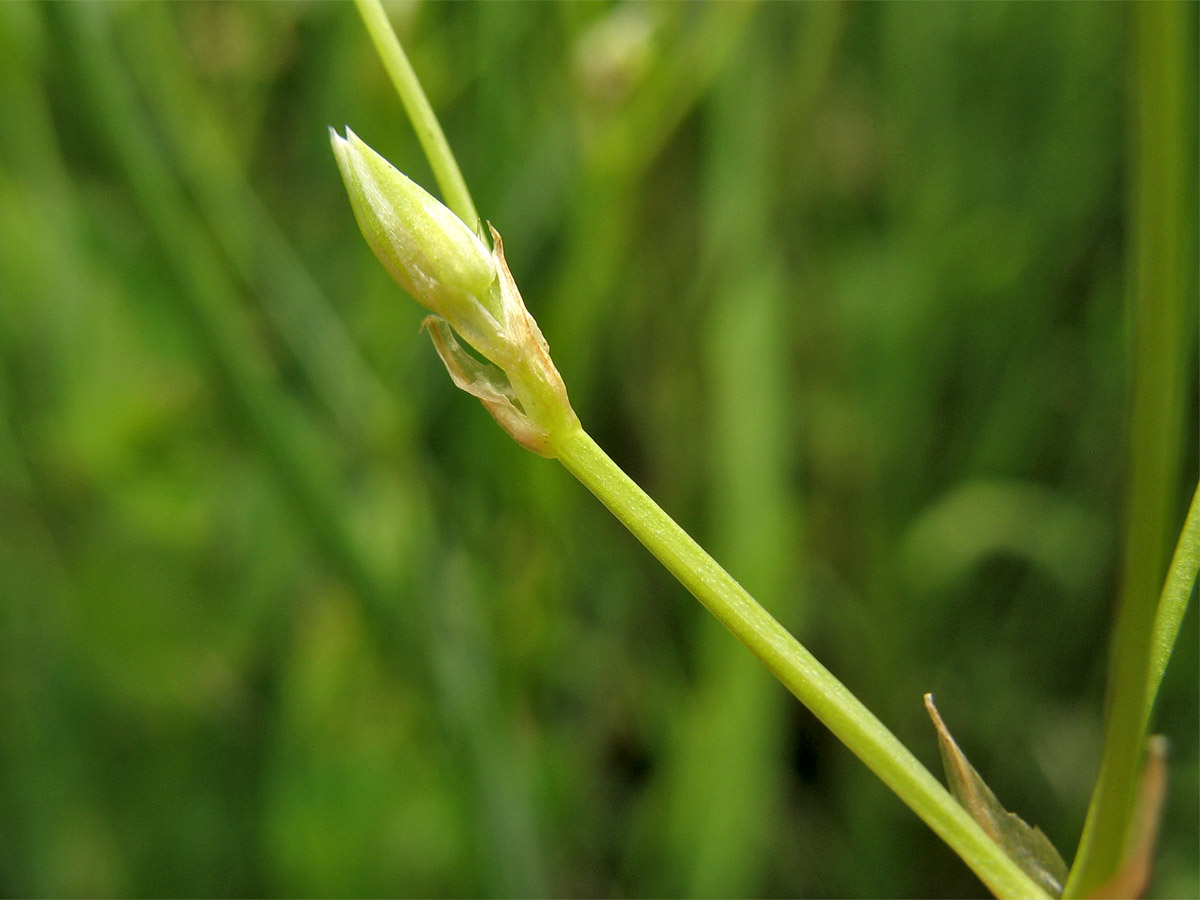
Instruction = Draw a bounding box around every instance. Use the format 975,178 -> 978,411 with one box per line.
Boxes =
331,128 -> 579,456
330,126 -> 504,359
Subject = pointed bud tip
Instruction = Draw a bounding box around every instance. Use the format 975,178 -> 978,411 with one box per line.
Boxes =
329,126 -> 363,155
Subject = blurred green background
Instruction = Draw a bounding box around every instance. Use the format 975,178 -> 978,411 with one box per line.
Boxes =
0,2 -> 1196,897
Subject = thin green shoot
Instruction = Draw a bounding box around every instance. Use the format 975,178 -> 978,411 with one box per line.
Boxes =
353,0 -> 479,229
335,9 -> 1053,896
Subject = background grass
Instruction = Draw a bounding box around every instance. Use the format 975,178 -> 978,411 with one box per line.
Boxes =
0,2 -> 1196,897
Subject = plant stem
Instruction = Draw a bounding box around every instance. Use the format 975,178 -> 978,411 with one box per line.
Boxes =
353,0 -> 480,229
1063,3 -> 1193,894
348,7 -> 1054,894
551,425 -> 1047,900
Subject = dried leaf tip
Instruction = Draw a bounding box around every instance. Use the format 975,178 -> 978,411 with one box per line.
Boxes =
925,694 -> 1069,898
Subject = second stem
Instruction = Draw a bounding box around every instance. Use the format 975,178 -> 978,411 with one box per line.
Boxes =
552,425 -> 1047,900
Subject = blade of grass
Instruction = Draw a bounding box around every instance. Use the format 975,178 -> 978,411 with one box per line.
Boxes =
63,9 -> 548,894
1064,3 -> 1194,895
656,10 -> 815,892
548,2 -> 754,388
1145,484 -> 1200,717
58,4 -> 408,651
122,4 -> 400,446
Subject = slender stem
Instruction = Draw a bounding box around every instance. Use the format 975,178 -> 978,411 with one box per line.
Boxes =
1064,4 -> 1192,894
348,5 -> 1057,894
551,426 -> 1047,900
353,0 -> 480,228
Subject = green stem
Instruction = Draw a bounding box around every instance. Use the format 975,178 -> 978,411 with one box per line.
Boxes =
1063,4 -> 1192,894
353,0 -> 480,229
551,425 -> 1047,900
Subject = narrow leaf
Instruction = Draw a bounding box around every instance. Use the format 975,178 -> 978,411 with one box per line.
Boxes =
925,694 -> 1070,897
1145,483 -> 1199,718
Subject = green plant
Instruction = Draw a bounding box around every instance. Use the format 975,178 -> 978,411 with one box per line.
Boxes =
333,2 -> 1198,897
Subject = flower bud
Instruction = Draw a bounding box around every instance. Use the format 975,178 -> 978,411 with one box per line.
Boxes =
331,128 -> 579,456
330,127 -> 504,359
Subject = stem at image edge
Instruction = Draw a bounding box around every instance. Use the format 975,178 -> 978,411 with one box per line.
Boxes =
1063,3 -> 1193,894
353,0 -> 480,229
551,425 -> 1048,900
